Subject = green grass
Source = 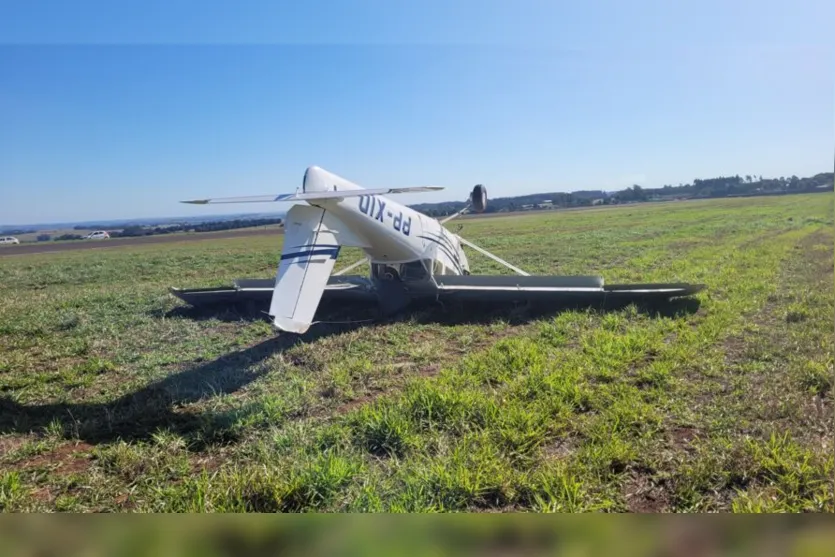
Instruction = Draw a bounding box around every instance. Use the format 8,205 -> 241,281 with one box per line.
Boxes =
0,194 -> 832,512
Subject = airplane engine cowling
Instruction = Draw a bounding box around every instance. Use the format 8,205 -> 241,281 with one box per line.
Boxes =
470,184 -> 487,212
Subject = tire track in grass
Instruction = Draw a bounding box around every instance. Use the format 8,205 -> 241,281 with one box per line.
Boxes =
343,225 -> 826,512
674,228 -> 833,513
625,225 -> 833,512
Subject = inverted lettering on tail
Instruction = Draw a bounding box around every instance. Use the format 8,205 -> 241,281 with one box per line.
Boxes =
270,205 -> 343,333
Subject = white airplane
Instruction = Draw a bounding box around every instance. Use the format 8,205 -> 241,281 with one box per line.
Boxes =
172,166 -> 704,333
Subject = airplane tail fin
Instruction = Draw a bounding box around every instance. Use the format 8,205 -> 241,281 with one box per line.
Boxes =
269,204 -> 343,333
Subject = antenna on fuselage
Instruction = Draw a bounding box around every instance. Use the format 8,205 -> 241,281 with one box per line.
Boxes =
333,256 -> 369,276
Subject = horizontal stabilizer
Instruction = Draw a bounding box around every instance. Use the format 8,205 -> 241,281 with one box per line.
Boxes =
269,204 -> 343,334
181,186 -> 444,205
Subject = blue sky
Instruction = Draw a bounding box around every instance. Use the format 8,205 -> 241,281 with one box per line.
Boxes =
1,1 -> 832,225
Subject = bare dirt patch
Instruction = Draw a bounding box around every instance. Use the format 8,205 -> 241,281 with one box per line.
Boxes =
114,492 -> 138,510
541,437 -> 577,461
0,435 -> 27,456
189,454 -> 224,475
18,441 -> 95,475
31,486 -> 54,503
668,426 -> 700,452
624,468 -> 670,512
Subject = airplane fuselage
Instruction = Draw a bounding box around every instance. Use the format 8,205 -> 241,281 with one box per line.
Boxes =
302,166 -> 470,277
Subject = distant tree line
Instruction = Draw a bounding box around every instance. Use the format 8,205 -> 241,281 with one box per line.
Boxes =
69,217 -> 284,238
109,217 -> 283,237
0,228 -> 36,235
8,171 -> 832,239
34,217 -> 284,242
409,172 -> 833,217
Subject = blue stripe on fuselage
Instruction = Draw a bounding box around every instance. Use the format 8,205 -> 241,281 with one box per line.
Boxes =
417,235 -> 463,273
422,232 -> 464,270
281,247 -> 341,261
289,243 -> 341,250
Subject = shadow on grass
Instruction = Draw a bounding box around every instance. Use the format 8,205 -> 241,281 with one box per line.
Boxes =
0,322 -> 361,446
161,295 -> 702,326
0,296 -> 699,446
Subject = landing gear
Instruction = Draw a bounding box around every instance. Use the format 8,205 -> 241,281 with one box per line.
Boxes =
372,261 -> 430,282
380,266 -> 400,281
372,263 -> 403,282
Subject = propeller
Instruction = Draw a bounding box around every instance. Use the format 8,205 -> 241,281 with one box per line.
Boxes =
470,184 -> 487,213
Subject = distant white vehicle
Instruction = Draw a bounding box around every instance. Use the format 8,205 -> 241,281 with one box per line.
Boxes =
0,236 -> 20,245
84,231 -> 110,240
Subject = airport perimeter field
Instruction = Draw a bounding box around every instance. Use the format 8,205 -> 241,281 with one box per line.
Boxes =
0,194 -> 832,512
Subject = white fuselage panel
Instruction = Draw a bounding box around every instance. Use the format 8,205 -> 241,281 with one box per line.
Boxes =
303,166 -> 469,274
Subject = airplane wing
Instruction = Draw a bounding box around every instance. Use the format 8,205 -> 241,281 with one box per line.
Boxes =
169,276 -> 377,307
425,275 -> 705,304
172,274 -> 704,310
181,186 -> 444,205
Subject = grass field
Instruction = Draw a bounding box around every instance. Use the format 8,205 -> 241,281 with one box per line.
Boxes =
0,194 -> 832,512
1,223 -> 286,250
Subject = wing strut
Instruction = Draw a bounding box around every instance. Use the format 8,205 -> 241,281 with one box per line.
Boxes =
438,206 -> 471,224
456,235 -> 530,277
333,257 -> 369,276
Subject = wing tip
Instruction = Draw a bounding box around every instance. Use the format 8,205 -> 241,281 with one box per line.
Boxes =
180,199 -> 209,205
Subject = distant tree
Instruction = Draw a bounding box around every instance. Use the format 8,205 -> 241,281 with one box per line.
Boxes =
117,226 -> 148,237
36,234 -> 51,242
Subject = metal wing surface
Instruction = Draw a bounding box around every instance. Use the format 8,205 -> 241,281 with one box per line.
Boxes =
426,275 -> 705,304
170,276 -> 378,307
